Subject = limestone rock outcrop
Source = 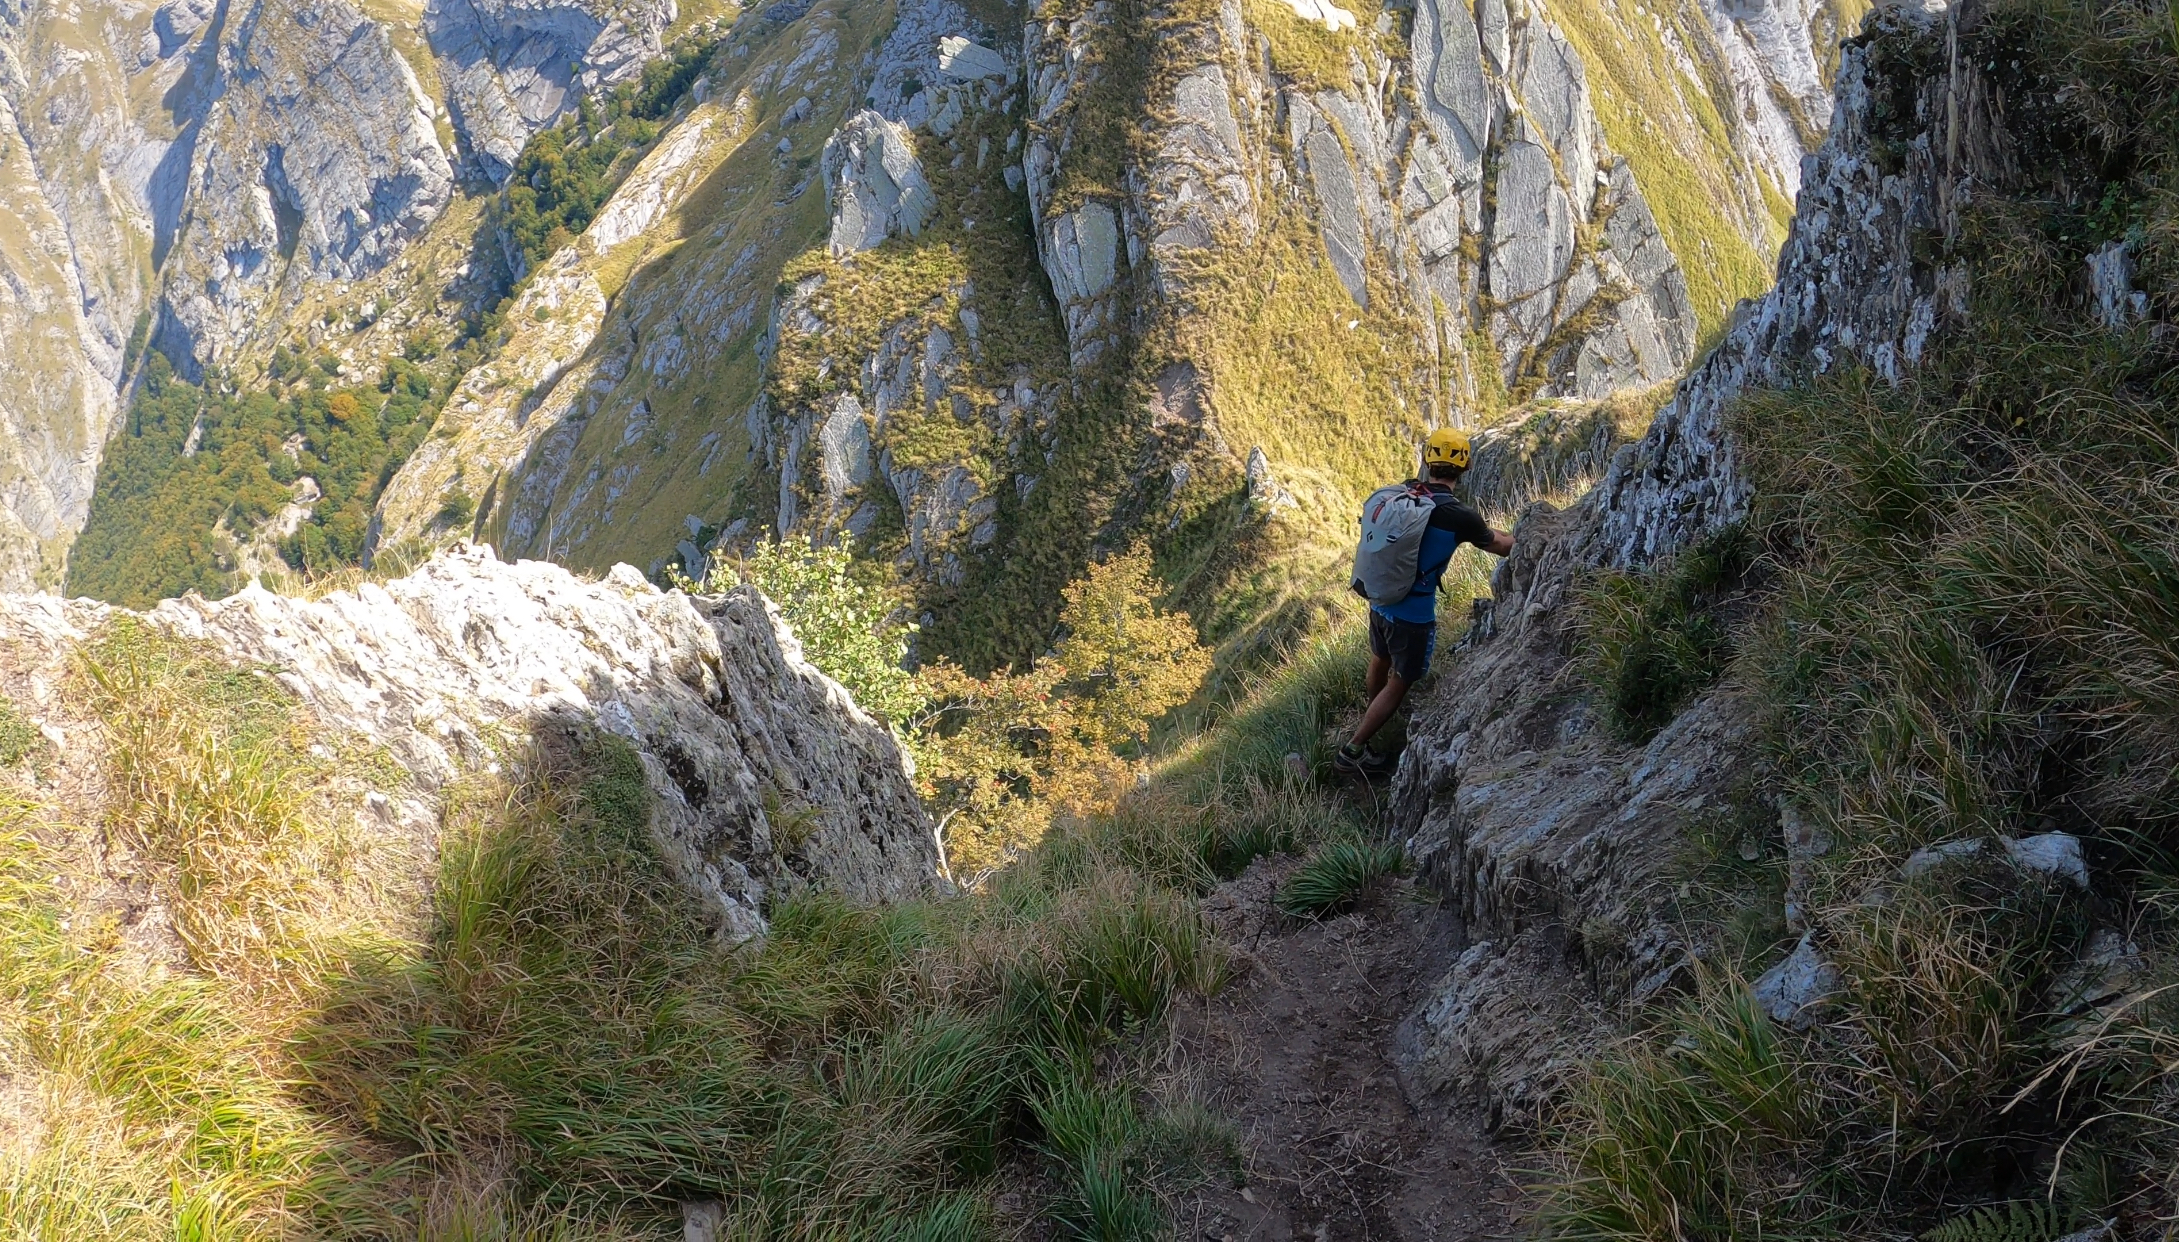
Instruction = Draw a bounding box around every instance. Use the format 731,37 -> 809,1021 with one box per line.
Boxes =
1581,11 -> 1998,568
823,111 -> 937,255
427,0 -> 680,182
0,545 -> 941,940
1391,7 -> 2003,1127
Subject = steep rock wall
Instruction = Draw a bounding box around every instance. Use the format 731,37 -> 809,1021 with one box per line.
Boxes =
0,543 -> 940,940
1387,3 -> 2009,1125
0,0 -> 176,590
429,0 -> 680,181
153,0 -> 456,377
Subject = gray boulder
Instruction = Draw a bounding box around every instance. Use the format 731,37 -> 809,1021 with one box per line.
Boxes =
2004,832 -> 2090,889
823,110 -> 937,255
1046,202 -> 1121,304
819,393 -> 874,503
936,35 -> 1006,81
2087,240 -> 2146,329
1752,934 -> 1837,1030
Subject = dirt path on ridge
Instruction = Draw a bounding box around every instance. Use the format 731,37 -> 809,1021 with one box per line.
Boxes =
1158,857 -> 1530,1241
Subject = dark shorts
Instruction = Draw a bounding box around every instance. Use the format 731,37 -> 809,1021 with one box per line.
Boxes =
1369,610 -> 1436,684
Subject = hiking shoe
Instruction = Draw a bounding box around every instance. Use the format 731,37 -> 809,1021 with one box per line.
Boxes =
1332,744 -> 1396,777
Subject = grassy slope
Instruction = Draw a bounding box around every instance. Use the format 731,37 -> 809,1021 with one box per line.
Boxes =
0,619 -> 1248,1238
1546,3 -> 2179,1234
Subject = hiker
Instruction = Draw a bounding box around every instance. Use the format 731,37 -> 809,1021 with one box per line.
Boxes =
1335,427 -> 1514,777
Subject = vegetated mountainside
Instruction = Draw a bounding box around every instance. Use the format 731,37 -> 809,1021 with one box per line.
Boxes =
0,0 -> 710,591
0,540 -> 1326,1236
0,548 -> 1059,1235
1391,0 -> 2179,1232
27,0 -> 1858,664
369,0 -> 1863,676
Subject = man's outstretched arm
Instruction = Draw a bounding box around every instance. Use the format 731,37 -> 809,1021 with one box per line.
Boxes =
1481,527 -> 1514,556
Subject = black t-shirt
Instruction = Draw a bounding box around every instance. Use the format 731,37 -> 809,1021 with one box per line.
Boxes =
1424,482 -> 1492,543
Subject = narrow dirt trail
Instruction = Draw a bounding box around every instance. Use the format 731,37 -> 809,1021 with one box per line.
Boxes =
1162,858 -> 1528,1241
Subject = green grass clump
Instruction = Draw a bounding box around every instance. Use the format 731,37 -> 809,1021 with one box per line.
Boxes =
0,701 -> 40,767
1575,524 -> 1752,741
1030,1058 -> 1239,1239
1275,837 -> 1406,918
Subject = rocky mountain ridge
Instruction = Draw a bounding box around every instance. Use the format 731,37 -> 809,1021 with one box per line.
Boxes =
1388,0 -> 2160,1128
0,543 -> 939,940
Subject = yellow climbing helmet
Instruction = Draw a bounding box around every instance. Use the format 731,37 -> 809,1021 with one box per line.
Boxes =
1422,426 -> 1471,471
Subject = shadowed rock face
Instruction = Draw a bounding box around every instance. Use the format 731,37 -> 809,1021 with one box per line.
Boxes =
427,0 -> 678,181
1390,7 -> 2013,1128
0,544 -> 941,939
156,0 -> 455,378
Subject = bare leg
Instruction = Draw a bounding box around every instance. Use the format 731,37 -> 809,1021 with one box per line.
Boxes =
1350,672 -> 1410,749
1364,654 -> 1390,701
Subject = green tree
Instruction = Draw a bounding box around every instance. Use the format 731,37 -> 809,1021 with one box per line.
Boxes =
689,535 -> 930,728
919,546 -> 1210,876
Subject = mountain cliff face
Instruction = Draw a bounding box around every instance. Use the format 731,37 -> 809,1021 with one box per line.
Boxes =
1388,0 -> 2165,1141
1387,0 -> 1980,1122
8,0 -> 1854,650
358,0 -> 1859,672
0,0 -> 687,590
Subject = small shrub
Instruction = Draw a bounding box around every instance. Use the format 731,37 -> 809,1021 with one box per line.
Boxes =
0,701 -> 41,767
1274,837 -> 1405,918
434,490 -> 476,530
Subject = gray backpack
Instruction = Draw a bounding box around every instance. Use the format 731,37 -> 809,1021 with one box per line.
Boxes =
1351,482 -> 1438,606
